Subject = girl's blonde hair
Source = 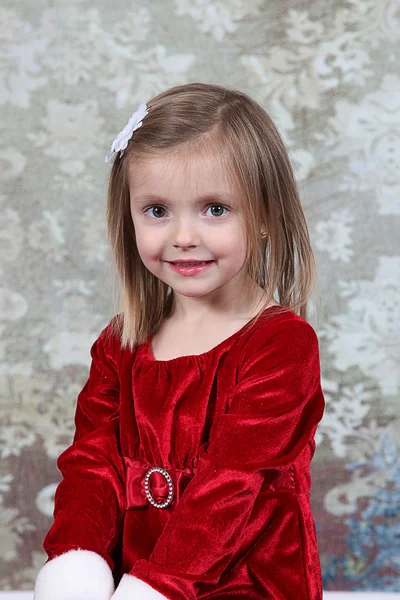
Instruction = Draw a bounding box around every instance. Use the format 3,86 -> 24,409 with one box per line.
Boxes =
106,82 -> 317,349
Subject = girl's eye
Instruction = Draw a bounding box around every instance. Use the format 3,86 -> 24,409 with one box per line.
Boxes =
144,206 -> 166,219
205,204 -> 229,217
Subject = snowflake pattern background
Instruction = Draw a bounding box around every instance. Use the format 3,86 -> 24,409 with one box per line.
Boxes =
0,0 -> 399,593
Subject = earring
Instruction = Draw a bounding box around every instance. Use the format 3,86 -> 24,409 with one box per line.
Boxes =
261,231 -> 267,238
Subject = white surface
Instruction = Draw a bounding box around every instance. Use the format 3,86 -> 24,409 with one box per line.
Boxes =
32,548 -> 115,600
111,573 -> 167,599
324,595 -> 400,599
1,592 -> 400,599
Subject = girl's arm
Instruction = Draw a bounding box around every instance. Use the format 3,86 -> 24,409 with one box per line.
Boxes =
111,317 -> 325,600
34,320 -> 125,600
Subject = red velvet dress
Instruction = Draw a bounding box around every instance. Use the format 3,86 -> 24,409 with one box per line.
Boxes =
42,305 -> 325,599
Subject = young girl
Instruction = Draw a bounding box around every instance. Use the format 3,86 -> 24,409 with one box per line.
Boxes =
34,82 -> 325,600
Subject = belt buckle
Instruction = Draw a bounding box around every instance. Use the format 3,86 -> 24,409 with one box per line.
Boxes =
144,466 -> 174,509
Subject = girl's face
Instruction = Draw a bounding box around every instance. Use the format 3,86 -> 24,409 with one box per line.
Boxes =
129,149 -> 253,312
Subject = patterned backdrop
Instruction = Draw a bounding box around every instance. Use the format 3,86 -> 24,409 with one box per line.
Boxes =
1,0 -> 399,593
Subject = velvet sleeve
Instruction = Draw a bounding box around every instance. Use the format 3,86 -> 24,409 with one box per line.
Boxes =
35,321 -> 125,599
127,318 -> 325,600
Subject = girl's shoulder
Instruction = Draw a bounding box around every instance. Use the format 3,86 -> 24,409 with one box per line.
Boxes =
94,313 -> 125,360
247,305 -> 318,338
236,307 -> 320,367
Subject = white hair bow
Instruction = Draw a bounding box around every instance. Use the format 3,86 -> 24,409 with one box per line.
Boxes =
105,103 -> 149,164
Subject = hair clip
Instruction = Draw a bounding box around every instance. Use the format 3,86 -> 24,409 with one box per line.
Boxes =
105,103 -> 149,164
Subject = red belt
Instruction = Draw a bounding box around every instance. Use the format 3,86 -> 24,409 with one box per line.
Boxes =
124,456 -> 195,509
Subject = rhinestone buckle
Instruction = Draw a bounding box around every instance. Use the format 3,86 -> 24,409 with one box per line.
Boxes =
144,466 -> 174,508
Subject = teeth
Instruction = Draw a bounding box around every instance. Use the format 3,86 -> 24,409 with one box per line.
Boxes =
174,262 -> 208,266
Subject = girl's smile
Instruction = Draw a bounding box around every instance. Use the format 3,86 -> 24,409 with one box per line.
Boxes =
166,260 -> 215,276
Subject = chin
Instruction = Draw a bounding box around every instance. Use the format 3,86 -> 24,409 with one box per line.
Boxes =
169,285 -> 215,296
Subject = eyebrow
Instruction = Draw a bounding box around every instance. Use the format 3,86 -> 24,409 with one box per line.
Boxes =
132,192 -> 237,206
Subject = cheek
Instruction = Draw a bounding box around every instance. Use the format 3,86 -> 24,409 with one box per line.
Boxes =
133,232 -> 152,265
135,233 -> 167,269
225,228 -> 248,267
134,226 -> 153,251
215,225 -> 247,254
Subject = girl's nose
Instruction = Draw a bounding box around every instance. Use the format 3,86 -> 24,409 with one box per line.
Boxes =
172,221 -> 200,248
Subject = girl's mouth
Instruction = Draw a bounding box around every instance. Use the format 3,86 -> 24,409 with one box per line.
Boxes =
167,260 -> 214,276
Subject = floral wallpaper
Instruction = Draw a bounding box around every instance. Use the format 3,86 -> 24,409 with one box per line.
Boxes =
1,0 -> 399,593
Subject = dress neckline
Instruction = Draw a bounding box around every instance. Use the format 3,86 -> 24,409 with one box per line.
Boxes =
144,304 -> 283,363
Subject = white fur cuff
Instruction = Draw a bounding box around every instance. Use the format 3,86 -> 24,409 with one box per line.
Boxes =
111,573 -> 168,599
33,549 -> 115,600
